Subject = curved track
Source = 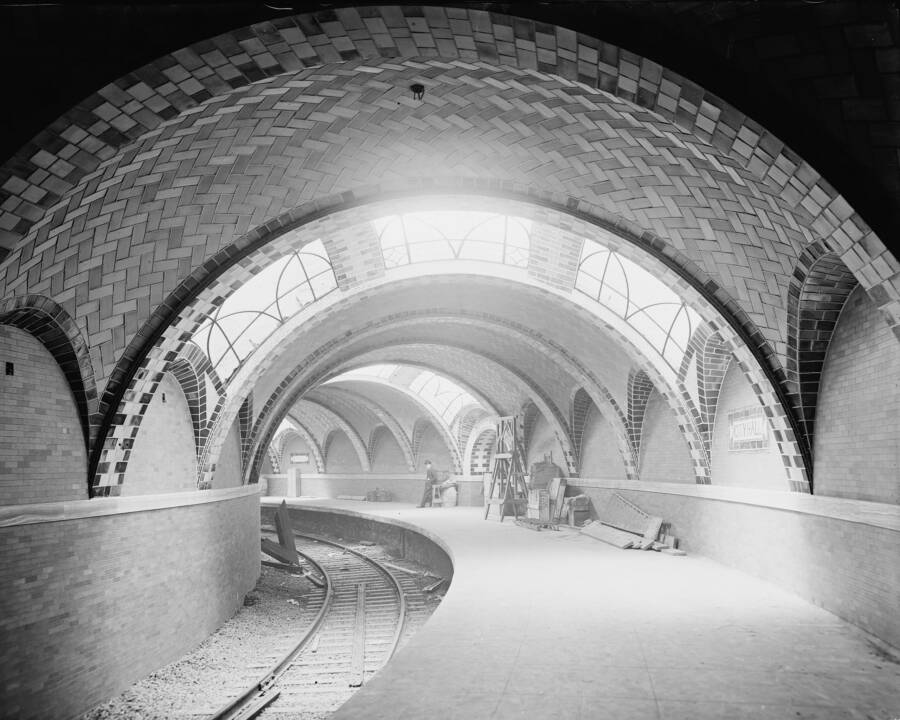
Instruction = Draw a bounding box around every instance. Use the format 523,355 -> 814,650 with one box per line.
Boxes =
210,530 -> 420,720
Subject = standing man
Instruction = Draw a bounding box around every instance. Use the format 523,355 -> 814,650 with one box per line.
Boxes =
416,460 -> 440,507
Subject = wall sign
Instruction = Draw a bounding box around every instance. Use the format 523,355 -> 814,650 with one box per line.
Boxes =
290,453 -> 310,464
728,406 -> 769,451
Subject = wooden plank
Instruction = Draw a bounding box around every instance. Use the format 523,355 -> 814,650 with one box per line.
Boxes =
261,537 -> 300,565
274,500 -> 298,565
381,561 -> 422,576
580,522 -> 639,549
348,583 -> 366,687
261,560 -> 299,572
551,478 -> 567,522
642,515 -> 663,544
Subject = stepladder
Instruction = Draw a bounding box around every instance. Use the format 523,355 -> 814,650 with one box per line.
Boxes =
484,415 -> 528,522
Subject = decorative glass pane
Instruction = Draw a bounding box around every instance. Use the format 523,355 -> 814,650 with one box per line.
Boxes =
628,309 -> 670,350
216,351 -> 239,381
375,210 -> 532,271
309,271 -> 337,299
230,314 -> 280,358
191,240 -> 336,382
277,283 -> 315,318
300,251 -> 332,279
575,238 -> 698,372
667,305 -> 693,353
383,246 -> 408,268
409,240 -> 454,263
460,240 -> 503,263
598,283 -> 629,317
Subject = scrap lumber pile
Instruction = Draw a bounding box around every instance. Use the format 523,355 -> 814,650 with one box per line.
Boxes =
518,476 -> 568,531
580,492 -> 684,554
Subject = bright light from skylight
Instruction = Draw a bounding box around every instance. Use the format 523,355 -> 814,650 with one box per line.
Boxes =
375,211 -> 531,268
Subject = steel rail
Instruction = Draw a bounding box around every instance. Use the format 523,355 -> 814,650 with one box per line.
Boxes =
207,545 -> 333,720
208,528 -> 409,720
292,530 -> 408,666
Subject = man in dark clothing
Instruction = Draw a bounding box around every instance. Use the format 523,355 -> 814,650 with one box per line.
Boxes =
416,460 -> 440,507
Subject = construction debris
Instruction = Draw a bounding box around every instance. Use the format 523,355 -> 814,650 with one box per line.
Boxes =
514,517 -> 558,532
580,493 -> 684,554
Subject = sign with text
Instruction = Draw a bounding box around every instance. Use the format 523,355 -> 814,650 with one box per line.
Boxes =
728,406 -> 769,451
290,453 -> 310,464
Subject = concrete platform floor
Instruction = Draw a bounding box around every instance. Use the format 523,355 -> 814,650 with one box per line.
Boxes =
267,498 -> 900,720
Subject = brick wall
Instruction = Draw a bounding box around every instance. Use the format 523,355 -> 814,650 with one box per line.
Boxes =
638,390 -> 695,483
814,286 -> 900,503
280,434 -> 314,475
123,372 -> 197,495
215,418 -> 243,489
0,325 -> 86,504
526,412 -> 566,473
369,429 -> 408,473
414,424 -> 453,475
570,482 -> 900,650
0,488 -> 259,719
579,406 -> 627,481
325,430 -> 363,474
710,360 -> 786,490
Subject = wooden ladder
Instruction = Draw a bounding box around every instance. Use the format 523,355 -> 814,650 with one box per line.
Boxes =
484,415 -> 528,522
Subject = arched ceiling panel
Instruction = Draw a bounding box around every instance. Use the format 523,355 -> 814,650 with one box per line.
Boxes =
330,345 -> 528,417
4,51 -> 876,397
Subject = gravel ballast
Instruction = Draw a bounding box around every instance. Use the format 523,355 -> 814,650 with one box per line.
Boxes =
78,540 -> 445,720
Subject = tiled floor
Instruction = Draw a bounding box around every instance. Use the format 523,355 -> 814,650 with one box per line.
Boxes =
266,499 -> 900,720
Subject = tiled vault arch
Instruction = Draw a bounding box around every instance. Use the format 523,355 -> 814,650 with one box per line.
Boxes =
277,418 -> 326,474
8,7 -> 893,491
239,307 -> 653,489
293,397 -> 371,473
84,187 -> 805,493
310,385 -> 416,472
0,295 -> 98,463
325,347 -> 577,476
1,5 -> 894,332
786,241 -> 859,464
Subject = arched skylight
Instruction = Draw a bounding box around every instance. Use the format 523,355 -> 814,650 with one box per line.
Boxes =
408,370 -> 477,422
375,211 -> 531,268
575,239 -> 700,371
328,364 -> 480,424
192,240 -> 337,380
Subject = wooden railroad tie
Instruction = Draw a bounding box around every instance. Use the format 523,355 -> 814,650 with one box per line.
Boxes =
349,583 -> 367,688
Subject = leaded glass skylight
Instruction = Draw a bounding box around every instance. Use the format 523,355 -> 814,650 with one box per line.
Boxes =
575,239 -> 700,371
408,370 -> 478,422
193,240 -> 337,381
328,364 -> 480,425
374,211 -> 531,268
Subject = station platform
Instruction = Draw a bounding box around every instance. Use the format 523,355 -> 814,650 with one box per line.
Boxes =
262,498 -> 900,720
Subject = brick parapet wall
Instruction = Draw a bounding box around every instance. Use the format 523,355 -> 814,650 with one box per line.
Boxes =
0,487 -> 260,720
569,479 -> 900,651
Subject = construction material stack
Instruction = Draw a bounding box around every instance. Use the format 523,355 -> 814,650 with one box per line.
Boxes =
580,492 -> 684,554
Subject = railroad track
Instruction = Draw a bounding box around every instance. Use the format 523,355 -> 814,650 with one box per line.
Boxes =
209,529 -> 433,720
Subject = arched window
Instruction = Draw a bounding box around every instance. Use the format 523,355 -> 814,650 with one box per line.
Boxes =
192,240 -> 336,380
